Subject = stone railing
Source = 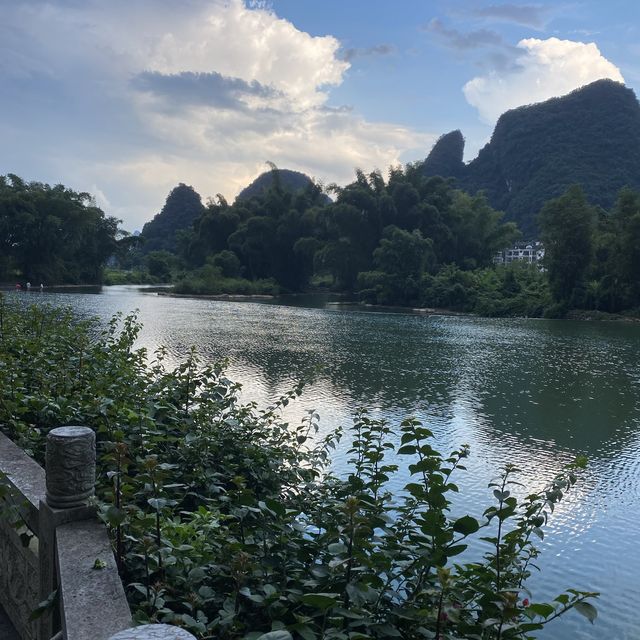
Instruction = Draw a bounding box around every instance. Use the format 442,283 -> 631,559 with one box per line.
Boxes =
0,427 -> 196,640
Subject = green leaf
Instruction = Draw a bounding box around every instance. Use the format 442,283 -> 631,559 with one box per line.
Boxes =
397,445 -> 417,455
256,633 -> 293,640
328,542 -> 347,555
528,603 -> 555,618
29,589 -> 58,621
301,593 -> 340,610
446,544 -> 467,557
105,506 -> 126,526
574,601 -> 598,624
452,515 -> 479,535
264,498 -> 286,517
147,497 -> 168,510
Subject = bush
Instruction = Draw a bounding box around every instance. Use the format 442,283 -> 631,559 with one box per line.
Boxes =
543,302 -> 569,319
173,263 -> 279,296
0,299 -> 598,638
103,268 -> 160,285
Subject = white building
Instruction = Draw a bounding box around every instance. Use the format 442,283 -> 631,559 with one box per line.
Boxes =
494,242 -> 544,267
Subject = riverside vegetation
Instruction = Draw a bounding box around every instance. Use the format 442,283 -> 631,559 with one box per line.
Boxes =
0,298 -> 599,639
143,167 -> 640,319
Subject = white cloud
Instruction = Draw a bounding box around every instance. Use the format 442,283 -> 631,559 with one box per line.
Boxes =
463,37 -> 625,123
142,1 -> 349,111
0,0 -> 434,230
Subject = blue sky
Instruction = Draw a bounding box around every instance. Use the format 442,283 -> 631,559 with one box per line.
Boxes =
1,1 -> 637,230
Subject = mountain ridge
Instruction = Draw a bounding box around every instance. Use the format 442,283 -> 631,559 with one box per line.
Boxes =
420,79 -> 640,234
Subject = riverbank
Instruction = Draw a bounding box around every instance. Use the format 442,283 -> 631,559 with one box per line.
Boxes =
151,288 -> 640,323
565,308 -> 640,322
157,291 -> 275,301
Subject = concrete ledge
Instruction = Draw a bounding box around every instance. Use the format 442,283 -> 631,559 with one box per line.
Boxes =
109,625 -> 197,639
0,430 -> 46,533
56,519 -> 132,640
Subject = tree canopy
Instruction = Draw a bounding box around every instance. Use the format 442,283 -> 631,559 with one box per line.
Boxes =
0,174 -> 121,284
174,165 -> 521,307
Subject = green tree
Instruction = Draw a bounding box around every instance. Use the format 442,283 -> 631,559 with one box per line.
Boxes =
145,250 -> 176,281
538,185 -> 595,304
374,225 -> 434,278
0,174 -> 120,283
610,188 -> 640,307
211,250 -> 242,278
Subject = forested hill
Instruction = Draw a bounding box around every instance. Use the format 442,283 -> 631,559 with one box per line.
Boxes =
420,80 -> 640,235
140,183 -> 205,254
236,168 -> 331,204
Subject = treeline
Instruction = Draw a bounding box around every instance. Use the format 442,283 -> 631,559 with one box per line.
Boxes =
168,166 -> 523,306
0,174 -> 129,284
540,185 -> 640,316
4,167 -> 638,318
147,167 -> 636,318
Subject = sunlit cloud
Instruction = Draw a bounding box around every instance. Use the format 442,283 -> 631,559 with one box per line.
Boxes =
0,0 -> 433,230
463,37 -> 625,123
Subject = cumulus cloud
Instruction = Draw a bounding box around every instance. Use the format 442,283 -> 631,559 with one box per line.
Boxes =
137,0 -> 349,111
0,0 -> 433,229
463,37 -> 625,123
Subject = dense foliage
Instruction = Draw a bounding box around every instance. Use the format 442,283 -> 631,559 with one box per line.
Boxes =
538,186 -> 640,316
0,174 -> 123,284
421,80 -> 640,235
175,165 -> 520,304
0,300 -> 598,639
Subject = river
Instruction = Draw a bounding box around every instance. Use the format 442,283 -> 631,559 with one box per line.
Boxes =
9,285 -> 640,639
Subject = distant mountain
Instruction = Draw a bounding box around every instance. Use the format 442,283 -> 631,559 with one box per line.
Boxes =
236,168 -> 330,204
140,183 -> 205,253
420,80 -> 640,235
420,130 -> 465,180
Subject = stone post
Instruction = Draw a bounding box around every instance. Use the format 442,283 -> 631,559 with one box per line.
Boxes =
108,624 -> 198,639
39,427 -> 97,640
45,426 -> 96,508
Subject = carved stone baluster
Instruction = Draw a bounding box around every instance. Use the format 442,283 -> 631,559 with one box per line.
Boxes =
39,427 -> 97,640
45,427 -> 96,509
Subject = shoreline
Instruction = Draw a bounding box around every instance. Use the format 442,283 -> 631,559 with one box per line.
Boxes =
157,291 -> 276,301
152,290 -> 640,323
4,284 -> 639,323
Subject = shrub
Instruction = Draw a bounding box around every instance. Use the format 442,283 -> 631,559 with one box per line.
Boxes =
173,264 -> 279,296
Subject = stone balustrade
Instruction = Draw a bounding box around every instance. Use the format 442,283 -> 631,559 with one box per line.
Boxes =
0,427 -> 197,640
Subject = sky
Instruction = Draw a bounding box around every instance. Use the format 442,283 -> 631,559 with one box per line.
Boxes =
1,0 -> 638,231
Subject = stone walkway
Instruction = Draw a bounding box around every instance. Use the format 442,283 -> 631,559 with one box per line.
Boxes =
0,604 -> 19,639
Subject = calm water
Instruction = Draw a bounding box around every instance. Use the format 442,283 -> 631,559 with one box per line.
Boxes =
9,286 -> 640,639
